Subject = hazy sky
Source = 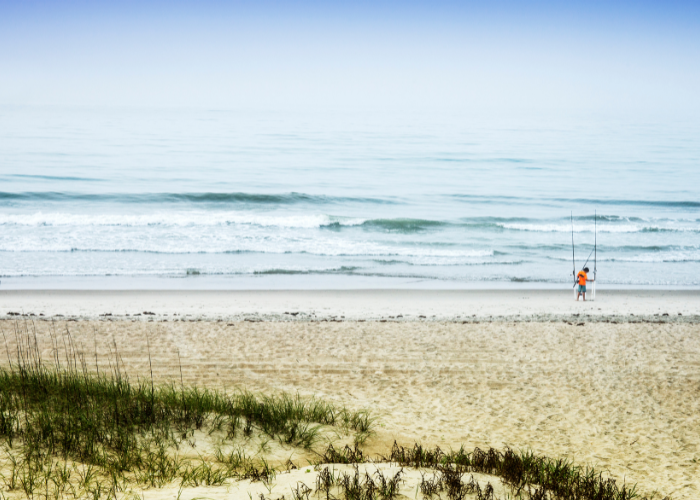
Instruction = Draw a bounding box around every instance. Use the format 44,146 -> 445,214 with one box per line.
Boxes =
1,0 -> 699,116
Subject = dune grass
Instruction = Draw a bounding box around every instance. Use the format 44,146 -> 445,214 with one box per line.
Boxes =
0,320 -> 372,498
297,440 -> 662,500
385,442 -> 656,500
309,442 -> 660,500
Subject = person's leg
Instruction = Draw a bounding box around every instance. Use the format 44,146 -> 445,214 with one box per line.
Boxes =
582,292 -> 586,301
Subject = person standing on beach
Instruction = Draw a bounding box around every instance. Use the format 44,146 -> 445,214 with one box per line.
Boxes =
575,267 -> 594,301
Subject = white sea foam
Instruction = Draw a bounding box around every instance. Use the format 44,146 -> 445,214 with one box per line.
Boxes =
4,213 -> 698,235
0,211 -> 369,229
499,223 -> 699,233
0,230 -> 495,259
546,250 -> 700,263
605,251 -> 700,263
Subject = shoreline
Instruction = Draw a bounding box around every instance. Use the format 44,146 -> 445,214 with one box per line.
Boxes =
1,289 -> 698,321
3,274 -> 699,291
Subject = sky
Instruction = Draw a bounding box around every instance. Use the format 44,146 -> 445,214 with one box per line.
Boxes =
1,0 -> 699,116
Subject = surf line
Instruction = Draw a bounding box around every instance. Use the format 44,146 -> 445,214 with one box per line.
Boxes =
571,211 -> 597,301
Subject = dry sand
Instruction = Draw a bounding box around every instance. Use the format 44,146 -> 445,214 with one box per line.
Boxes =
0,289 -> 698,499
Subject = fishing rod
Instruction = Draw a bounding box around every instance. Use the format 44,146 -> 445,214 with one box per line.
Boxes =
571,212 -> 576,288
571,212 -> 597,293
579,213 -> 597,275
580,247 -> 595,272
594,210 -> 597,280
573,214 -> 596,290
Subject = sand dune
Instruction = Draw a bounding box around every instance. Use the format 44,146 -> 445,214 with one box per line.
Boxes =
1,315 -> 698,499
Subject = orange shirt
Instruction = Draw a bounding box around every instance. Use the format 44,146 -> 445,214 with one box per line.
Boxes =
578,271 -> 587,286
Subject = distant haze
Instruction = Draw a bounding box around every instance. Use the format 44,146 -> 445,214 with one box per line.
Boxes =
1,0 -> 699,116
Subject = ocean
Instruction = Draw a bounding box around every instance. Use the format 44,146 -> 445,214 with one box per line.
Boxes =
1,106 -> 699,289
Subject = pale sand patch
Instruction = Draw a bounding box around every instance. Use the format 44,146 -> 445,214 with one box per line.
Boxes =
2,289 -> 699,320
1,318 -> 698,499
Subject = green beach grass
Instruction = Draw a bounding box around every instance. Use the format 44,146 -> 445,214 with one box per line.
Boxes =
0,320 -> 371,498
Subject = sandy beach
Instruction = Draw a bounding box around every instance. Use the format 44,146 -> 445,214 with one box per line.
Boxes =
2,288 -> 699,320
1,289 -> 699,499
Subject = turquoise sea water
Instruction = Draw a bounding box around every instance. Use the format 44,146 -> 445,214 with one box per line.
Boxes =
1,107 -> 699,288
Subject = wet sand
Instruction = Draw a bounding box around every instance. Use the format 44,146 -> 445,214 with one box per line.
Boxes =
1,288 -> 698,320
